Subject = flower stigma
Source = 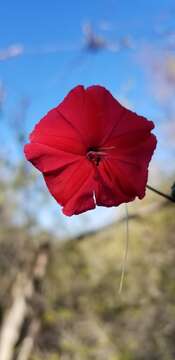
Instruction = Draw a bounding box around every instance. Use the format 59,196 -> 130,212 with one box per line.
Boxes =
86,146 -> 115,165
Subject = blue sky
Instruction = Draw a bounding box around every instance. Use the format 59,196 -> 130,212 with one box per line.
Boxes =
1,0 -> 175,235
1,0 -> 174,107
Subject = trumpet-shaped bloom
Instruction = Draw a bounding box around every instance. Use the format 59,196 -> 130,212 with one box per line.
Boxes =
24,85 -> 157,216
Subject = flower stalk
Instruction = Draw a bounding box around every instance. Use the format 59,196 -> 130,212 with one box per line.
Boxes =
146,184 -> 175,203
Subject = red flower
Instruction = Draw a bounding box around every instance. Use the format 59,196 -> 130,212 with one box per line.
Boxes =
24,85 -> 157,216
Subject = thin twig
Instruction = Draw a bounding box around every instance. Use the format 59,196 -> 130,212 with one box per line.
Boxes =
119,204 -> 129,294
146,185 -> 175,203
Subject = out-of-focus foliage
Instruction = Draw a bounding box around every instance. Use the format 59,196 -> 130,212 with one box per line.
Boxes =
1,179 -> 174,359
33,198 -> 175,360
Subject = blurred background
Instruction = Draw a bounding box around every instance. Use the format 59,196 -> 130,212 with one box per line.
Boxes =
0,1 -> 175,359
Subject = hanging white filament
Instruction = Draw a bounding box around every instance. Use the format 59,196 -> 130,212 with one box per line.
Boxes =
118,203 -> 129,294
93,190 -> 97,205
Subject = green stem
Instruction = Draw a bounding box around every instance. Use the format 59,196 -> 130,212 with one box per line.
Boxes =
146,185 -> 175,203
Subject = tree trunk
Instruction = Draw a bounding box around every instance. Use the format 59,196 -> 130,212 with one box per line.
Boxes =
0,243 -> 50,360
16,318 -> 40,360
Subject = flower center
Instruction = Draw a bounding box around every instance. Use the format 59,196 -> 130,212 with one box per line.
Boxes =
86,146 -> 116,165
87,148 -> 101,166
86,147 -> 107,166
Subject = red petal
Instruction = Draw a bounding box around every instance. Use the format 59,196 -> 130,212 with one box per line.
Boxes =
30,108 -> 85,155
103,134 -> 157,199
44,159 -> 96,216
105,159 -> 147,199
87,86 -> 125,146
95,161 -> 134,207
58,85 -> 125,147
57,86 -> 89,146
24,143 -> 81,173
95,134 -> 156,205
104,107 -> 155,147
108,134 -> 157,168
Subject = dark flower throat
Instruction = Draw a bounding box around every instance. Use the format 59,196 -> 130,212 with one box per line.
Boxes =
86,146 -> 115,166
